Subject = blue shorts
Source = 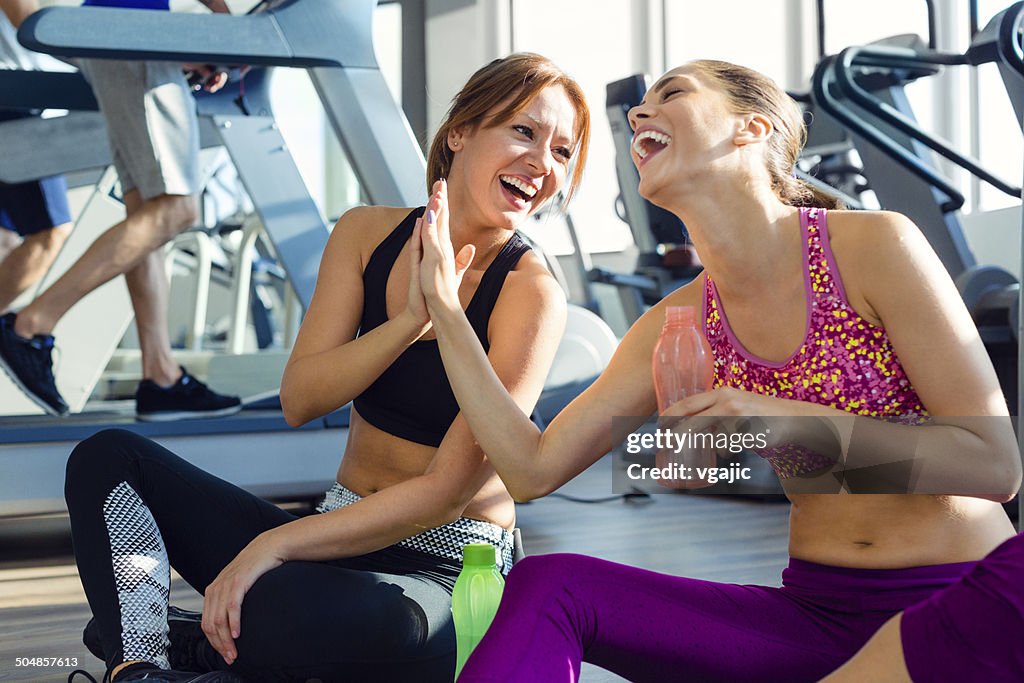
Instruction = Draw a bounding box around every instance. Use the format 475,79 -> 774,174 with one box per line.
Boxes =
0,110 -> 73,237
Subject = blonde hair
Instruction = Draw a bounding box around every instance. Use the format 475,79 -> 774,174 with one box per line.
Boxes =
688,59 -> 843,209
426,53 -> 590,205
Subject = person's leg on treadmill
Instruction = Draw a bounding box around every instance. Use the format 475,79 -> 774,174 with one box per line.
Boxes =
0,188 -> 199,416
0,222 -> 72,313
0,171 -> 75,313
11,190 -> 196,339
0,58 -> 240,418
117,189 -> 241,420
121,189 -> 189,389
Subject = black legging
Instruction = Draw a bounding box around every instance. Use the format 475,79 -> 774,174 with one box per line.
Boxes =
65,429 -> 458,682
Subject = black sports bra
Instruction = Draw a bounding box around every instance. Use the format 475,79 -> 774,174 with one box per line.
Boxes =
352,207 -> 532,446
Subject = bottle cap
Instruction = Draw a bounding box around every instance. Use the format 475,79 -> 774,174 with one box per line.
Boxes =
462,543 -> 497,567
665,306 -> 696,326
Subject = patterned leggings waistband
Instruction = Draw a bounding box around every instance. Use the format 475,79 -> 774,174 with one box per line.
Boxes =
316,482 -> 515,573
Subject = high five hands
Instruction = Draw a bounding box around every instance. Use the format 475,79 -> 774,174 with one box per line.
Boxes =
411,179 -> 477,323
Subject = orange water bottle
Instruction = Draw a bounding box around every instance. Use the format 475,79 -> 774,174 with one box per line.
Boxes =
651,305 -> 716,485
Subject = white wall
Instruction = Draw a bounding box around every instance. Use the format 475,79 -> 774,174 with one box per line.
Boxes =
509,0 -> 640,256
504,0 -> 816,256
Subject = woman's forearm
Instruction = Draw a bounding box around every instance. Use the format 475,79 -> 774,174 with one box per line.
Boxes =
281,310 -> 428,426
772,402 -> 1021,499
268,473 -> 466,562
429,303 -> 552,499
844,416 -> 1020,500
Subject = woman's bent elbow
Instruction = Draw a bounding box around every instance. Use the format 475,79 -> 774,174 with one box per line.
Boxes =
280,391 -> 310,428
283,410 -> 309,429
282,407 -> 307,428
981,451 -> 1022,502
506,476 -> 554,503
999,456 -> 1023,501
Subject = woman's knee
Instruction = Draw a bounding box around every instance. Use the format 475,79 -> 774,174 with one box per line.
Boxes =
67,429 -> 136,473
505,553 -> 598,601
65,429 -> 149,501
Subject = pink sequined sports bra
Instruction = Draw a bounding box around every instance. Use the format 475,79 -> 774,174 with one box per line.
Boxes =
703,207 -> 926,419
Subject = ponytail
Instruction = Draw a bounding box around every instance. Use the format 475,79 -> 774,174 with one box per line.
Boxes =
776,175 -> 846,210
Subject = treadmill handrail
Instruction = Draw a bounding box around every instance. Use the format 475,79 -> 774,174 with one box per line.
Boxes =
835,44 -> 1022,199
17,0 -> 374,69
0,112 -> 111,183
811,56 -> 966,212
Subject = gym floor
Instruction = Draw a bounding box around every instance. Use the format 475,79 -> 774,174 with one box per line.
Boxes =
0,455 -> 792,682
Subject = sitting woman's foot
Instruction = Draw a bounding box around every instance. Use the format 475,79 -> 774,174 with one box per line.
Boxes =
83,607 -> 218,673
68,665 -> 242,683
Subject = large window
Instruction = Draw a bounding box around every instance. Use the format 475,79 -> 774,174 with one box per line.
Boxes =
510,0 -> 639,255
974,0 -> 1022,211
268,2 -> 404,221
664,1 -> 792,87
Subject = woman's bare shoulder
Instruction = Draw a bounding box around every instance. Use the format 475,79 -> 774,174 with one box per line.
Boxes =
497,248 -> 566,313
328,205 -> 421,265
824,209 -> 918,255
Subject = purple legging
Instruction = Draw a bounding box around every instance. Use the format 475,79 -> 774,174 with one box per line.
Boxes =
458,552 -> 975,682
902,531 -> 1024,682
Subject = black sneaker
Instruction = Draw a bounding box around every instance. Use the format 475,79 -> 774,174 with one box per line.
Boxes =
69,665 -> 241,683
83,607 -> 219,673
136,367 -> 242,422
0,312 -> 69,416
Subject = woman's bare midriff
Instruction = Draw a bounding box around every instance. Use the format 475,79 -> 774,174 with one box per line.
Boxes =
334,408 -> 516,530
788,493 -> 1015,568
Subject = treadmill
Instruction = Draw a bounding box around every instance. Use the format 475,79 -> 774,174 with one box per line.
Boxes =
0,0 -> 426,517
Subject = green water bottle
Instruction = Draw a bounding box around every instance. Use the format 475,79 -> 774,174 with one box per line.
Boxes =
452,543 -> 505,680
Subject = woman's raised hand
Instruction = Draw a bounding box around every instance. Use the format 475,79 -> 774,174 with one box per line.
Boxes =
419,179 -> 476,316
406,215 -> 432,330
